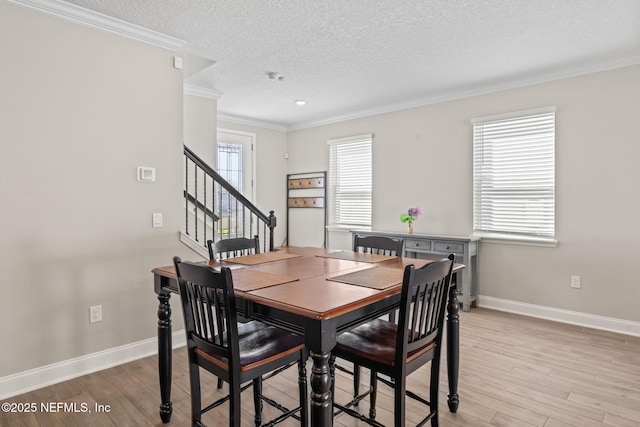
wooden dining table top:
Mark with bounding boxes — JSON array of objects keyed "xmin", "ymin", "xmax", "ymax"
[{"xmin": 153, "ymin": 246, "xmax": 464, "ymax": 321}]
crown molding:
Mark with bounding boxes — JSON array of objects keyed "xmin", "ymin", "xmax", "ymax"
[
  {"xmin": 220, "ymin": 56, "xmax": 640, "ymax": 132},
  {"xmin": 217, "ymin": 112, "xmax": 288, "ymax": 132},
  {"xmin": 184, "ymin": 84, "xmax": 223, "ymax": 100},
  {"xmin": 6, "ymin": 0, "xmax": 186, "ymax": 51},
  {"xmin": 287, "ymin": 54, "xmax": 640, "ymax": 131}
]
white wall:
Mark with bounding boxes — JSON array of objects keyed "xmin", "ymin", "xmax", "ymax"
[
  {"xmin": 184, "ymin": 94, "xmax": 217, "ymax": 165},
  {"xmin": 287, "ymin": 64, "xmax": 640, "ymax": 323},
  {"xmin": 0, "ymin": 2, "xmax": 193, "ymax": 377}
]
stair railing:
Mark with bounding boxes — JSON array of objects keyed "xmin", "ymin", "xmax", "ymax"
[{"xmin": 183, "ymin": 145, "xmax": 276, "ymax": 252}]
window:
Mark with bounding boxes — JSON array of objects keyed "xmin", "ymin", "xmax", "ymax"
[
  {"xmin": 217, "ymin": 142, "xmax": 243, "ymax": 237},
  {"xmin": 472, "ymin": 107, "xmax": 555, "ymax": 238},
  {"xmin": 328, "ymin": 134, "xmax": 372, "ymax": 227},
  {"xmin": 217, "ymin": 142, "xmax": 243, "ymax": 192}
]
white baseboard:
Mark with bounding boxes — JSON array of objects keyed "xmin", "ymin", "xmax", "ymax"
[
  {"xmin": 477, "ymin": 295, "xmax": 640, "ymax": 337},
  {"xmin": 179, "ymin": 231, "xmax": 209, "ymax": 259},
  {"xmin": 0, "ymin": 330, "xmax": 186, "ymax": 400}
]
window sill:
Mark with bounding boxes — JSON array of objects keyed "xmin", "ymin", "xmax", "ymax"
[
  {"xmin": 473, "ymin": 232, "xmax": 558, "ymax": 248},
  {"xmin": 326, "ymin": 225, "xmax": 371, "ymax": 233}
]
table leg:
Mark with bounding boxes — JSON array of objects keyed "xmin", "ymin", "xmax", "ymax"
[
  {"xmin": 309, "ymin": 351, "xmax": 333, "ymax": 427},
  {"xmin": 446, "ymin": 278, "xmax": 460, "ymax": 412},
  {"xmin": 157, "ymin": 292, "xmax": 173, "ymax": 423}
]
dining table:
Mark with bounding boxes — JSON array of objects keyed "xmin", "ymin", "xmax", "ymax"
[{"xmin": 152, "ymin": 246, "xmax": 463, "ymax": 426}]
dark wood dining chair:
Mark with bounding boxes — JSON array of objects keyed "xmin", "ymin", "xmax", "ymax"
[
  {"xmin": 206, "ymin": 235, "xmax": 265, "ymax": 388},
  {"xmin": 207, "ymin": 235, "xmax": 298, "ymax": 390},
  {"xmin": 207, "ymin": 235, "xmax": 260, "ymax": 260},
  {"xmin": 353, "ymin": 235, "xmax": 404, "ymax": 320},
  {"xmin": 353, "ymin": 234, "xmax": 404, "ymax": 256},
  {"xmin": 173, "ymin": 257, "xmax": 308, "ymax": 427},
  {"xmin": 348, "ymin": 233, "xmax": 405, "ymax": 398},
  {"xmin": 332, "ymin": 254, "xmax": 455, "ymax": 427}
]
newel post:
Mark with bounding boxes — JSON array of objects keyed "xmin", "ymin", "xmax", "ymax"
[{"xmin": 268, "ymin": 210, "xmax": 277, "ymax": 251}]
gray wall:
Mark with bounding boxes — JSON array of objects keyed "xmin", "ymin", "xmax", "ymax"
[
  {"xmin": 0, "ymin": 2, "xmax": 193, "ymax": 377},
  {"xmin": 287, "ymin": 64, "xmax": 640, "ymax": 323}
]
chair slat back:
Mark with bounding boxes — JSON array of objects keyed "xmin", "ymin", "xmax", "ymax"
[
  {"xmin": 174, "ymin": 257, "xmax": 240, "ymax": 363},
  {"xmin": 353, "ymin": 234, "xmax": 404, "ymax": 256},
  {"xmin": 397, "ymin": 255, "xmax": 454, "ymax": 358},
  {"xmin": 207, "ymin": 236, "xmax": 261, "ymax": 260}
]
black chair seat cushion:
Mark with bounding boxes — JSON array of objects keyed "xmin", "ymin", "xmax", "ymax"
[
  {"xmin": 196, "ymin": 321, "xmax": 305, "ymax": 371},
  {"xmin": 335, "ymin": 319, "xmax": 436, "ymax": 367}
]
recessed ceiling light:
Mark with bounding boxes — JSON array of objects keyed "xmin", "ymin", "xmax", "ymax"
[
  {"xmin": 294, "ymin": 100, "xmax": 306, "ymax": 106},
  {"xmin": 266, "ymin": 71, "xmax": 284, "ymax": 81}
]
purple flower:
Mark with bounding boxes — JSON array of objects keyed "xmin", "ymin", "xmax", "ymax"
[{"xmin": 400, "ymin": 206, "xmax": 422, "ymax": 222}]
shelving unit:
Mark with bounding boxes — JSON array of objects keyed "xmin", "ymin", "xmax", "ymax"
[{"xmin": 286, "ymin": 172, "xmax": 327, "ymax": 247}]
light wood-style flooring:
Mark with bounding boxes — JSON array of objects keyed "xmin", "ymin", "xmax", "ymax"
[{"xmin": 2, "ymin": 308, "xmax": 640, "ymax": 426}]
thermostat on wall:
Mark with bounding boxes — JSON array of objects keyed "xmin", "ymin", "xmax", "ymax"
[{"xmin": 137, "ymin": 166, "xmax": 156, "ymax": 182}]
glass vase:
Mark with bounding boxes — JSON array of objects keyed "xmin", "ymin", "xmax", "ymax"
[{"xmin": 408, "ymin": 221, "xmax": 413, "ymax": 234}]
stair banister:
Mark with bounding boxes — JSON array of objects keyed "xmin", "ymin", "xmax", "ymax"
[{"xmin": 183, "ymin": 145, "xmax": 276, "ymax": 252}]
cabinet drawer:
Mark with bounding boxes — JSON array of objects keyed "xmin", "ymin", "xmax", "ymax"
[
  {"xmin": 405, "ymin": 239, "xmax": 432, "ymax": 251},
  {"xmin": 434, "ymin": 241, "xmax": 464, "ymax": 253}
]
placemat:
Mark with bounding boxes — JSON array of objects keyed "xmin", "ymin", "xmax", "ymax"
[
  {"xmin": 315, "ymin": 251, "xmax": 396, "ymax": 263},
  {"xmin": 231, "ymin": 268, "xmax": 298, "ymax": 292},
  {"xmin": 224, "ymin": 252, "xmax": 302, "ymax": 265},
  {"xmin": 326, "ymin": 266, "xmax": 403, "ymax": 290}
]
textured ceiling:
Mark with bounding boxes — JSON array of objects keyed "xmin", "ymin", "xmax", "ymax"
[{"xmin": 62, "ymin": 0, "xmax": 640, "ymax": 129}]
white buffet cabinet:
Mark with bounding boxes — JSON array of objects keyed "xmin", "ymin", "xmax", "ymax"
[{"xmin": 351, "ymin": 231, "xmax": 480, "ymax": 312}]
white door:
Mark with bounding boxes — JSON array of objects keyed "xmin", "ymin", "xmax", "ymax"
[
  {"xmin": 216, "ymin": 129, "xmax": 255, "ymax": 201},
  {"xmin": 216, "ymin": 129, "xmax": 256, "ymax": 238}
]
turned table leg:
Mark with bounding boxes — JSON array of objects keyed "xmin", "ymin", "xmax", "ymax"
[
  {"xmin": 446, "ymin": 278, "xmax": 460, "ymax": 412},
  {"xmin": 157, "ymin": 292, "xmax": 173, "ymax": 423},
  {"xmin": 309, "ymin": 351, "xmax": 333, "ymax": 426}
]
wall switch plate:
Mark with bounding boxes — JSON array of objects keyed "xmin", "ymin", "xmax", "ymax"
[
  {"xmin": 570, "ymin": 275, "xmax": 581, "ymax": 289},
  {"xmin": 152, "ymin": 212, "xmax": 163, "ymax": 228},
  {"xmin": 89, "ymin": 305, "xmax": 102, "ymax": 323}
]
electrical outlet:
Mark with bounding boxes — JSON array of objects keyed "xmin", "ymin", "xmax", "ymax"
[
  {"xmin": 570, "ymin": 275, "xmax": 581, "ymax": 289},
  {"xmin": 89, "ymin": 305, "xmax": 103, "ymax": 323}
]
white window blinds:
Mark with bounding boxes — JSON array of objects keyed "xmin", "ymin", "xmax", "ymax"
[
  {"xmin": 473, "ymin": 108, "xmax": 555, "ymax": 237},
  {"xmin": 328, "ymin": 134, "xmax": 372, "ymax": 226}
]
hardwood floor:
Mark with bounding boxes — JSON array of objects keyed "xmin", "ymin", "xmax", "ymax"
[{"xmin": 2, "ymin": 308, "xmax": 640, "ymax": 426}]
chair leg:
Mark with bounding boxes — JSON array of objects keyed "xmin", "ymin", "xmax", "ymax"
[
  {"xmin": 353, "ymin": 365, "xmax": 361, "ymax": 404},
  {"xmin": 298, "ymin": 357, "xmax": 309, "ymax": 427},
  {"xmin": 393, "ymin": 375, "xmax": 406, "ymax": 427},
  {"xmin": 430, "ymin": 355, "xmax": 442, "ymax": 427},
  {"xmin": 253, "ymin": 377, "xmax": 263, "ymax": 427},
  {"xmin": 189, "ymin": 362, "xmax": 202, "ymax": 426},
  {"xmin": 369, "ymin": 371, "xmax": 378, "ymax": 420},
  {"xmin": 217, "ymin": 377, "xmax": 224, "ymax": 389},
  {"xmin": 229, "ymin": 379, "xmax": 241, "ymax": 427}
]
